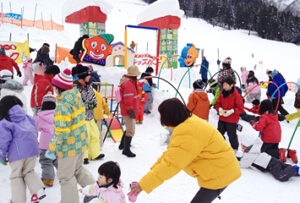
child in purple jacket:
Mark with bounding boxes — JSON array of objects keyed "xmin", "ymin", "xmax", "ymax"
[
  {"xmin": 35, "ymin": 93, "xmax": 57, "ymax": 187},
  {"xmin": 0, "ymin": 95, "xmax": 46, "ymax": 203}
]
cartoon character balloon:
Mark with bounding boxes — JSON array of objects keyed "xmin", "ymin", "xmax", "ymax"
[
  {"xmin": 81, "ymin": 34, "xmax": 114, "ymax": 66},
  {"xmin": 178, "ymin": 43, "xmax": 200, "ymax": 67}
]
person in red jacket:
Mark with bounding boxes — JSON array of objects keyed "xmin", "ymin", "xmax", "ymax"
[
  {"xmin": 250, "ymin": 99, "xmax": 282, "ymax": 159},
  {"xmin": 30, "ymin": 64, "xmax": 60, "ymax": 115},
  {"xmin": 136, "ymin": 82, "xmax": 147, "ymax": 124},
  {"xmin": 187, "ymin": 79, "xmax": 210, "ymax": 121},
  {"xmin": 0, "ymin": 47, "xmax": 22, "ymax": 77},
  {"xmin": 216, "ymin": 77, "xmax": 244, "ymax": 150},
  {"xmin": 119, "ymin": 65, "xmax": 141, "ymax": 157}
]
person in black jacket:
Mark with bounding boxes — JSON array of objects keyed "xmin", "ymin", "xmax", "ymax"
[
  {"xmin": 141, "ymin": 67, "xmax": 155, "ymax": 114},
  {"xmin": 34, "ymin": 44, "xmax": 53, "ymax": 67},
  {"xmin": 70, "ymin": 35, "xmax": 89, "ymax": 64}
]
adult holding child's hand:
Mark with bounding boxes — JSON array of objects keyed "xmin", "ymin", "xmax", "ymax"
[{"xmin": 128, "ymin": 98, "xmax": 241, "ymax": 202}]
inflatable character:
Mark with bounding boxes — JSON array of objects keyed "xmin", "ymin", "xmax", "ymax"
[
  {"xmin": 81, "ymin": 34, "xmax": 114, "ymax": 66},
  {"xmin": 178, "ymin": 43, "xmax": 200, "ymax": 67}
]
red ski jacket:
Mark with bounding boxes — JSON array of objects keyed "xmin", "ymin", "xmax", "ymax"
[
  {"xmin": 253, "ymin": 113, "xmax": 281, "ymax": 144},
  {"xmin": 216, "ymin": 88, "xmax": 244, "ymax": 123},
  {"xmin": 244, "ymin": 105, "xmax": 260, "ymax": 114},
  {"xmin": 0, "ymin": 55, "xmax": 20, "ymax": 74},
  {"xmin": 119, "ymin": 76, "xmax": 140, "ymax": 116},
  {"xmin": 30, "ymin": 74, "xmax": 54, "ymax": 108}
]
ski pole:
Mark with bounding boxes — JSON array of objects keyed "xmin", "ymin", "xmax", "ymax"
[{"xmin": 103, "ymin": 103, "xmax": 120, "ymax": 143}]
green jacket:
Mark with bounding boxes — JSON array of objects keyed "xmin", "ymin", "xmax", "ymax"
[{"xmin": 211, "ymin": 86, "xmax": 221, "ymax": 106}]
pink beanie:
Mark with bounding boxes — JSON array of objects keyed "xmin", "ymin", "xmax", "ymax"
[{"xmin": 52, "ymin": 68, "xmax": 73, "ymax": 90}]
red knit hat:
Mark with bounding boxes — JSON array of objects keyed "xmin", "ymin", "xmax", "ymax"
[{"xmin": 52, "ymin": 68, "xmax": 73, "ymax": 90}]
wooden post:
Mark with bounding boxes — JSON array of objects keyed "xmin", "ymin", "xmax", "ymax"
[
  {"xmin": 1, "ymin": 2, "xmax": 4, "ymax": 24},
  {"xmin": 33, "ymin": 3, "xmax": 37, "ymax": 26},
  {"xmin": 20, "ymin": 7, "xmax": 23, "ymax": 28},
  {"xmin": 41, "ymin": 12, "xmax": 44, "ymax": 30},
  {"xmin": 50, "ymin": 13, "xmax": 53, "ymax": 30},
  {"xmin": 9, "ymin": 1, "xmax": 12, "ymax": 24}
]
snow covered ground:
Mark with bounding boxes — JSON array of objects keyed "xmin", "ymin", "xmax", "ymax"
[{"xmin": 1, "ymin": 0, "xmax": 300, "ymax": 202}]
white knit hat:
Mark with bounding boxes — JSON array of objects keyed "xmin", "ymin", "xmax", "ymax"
[
  {"xmin": 0, "ymin": 70, "xmax": 13, "ymax": 81},
  {"xmin": 52, "ymin": 68, "xmax": 73, "ymax": 90},
  {"xmin": 223, "ymin": 57, "xmax": 232, "ymax": 65}
]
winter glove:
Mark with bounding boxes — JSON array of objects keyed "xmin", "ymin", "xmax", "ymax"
[
  {"xmin": 0, "ymin": 159, "xmax": 7, "ymax": 165},
  {"xmin": 218, "ymin": 108, "xmax": 224, "ymax": 116},
  {"xmin": 249, "ymin": 120, "xmax": 256, "ymax": 126},
  {"xmin": 88, "ymin": 103, "xmax": 96, "ymax": 110},
  {"xmin": 223, "ymin": 109, "xmax": 234, "ymax": 117},
  {"xmin": 128, "ymin": 110, "xmax": 136, "ymax": 119},
  {"xmin": 17, "ymin": 71, "xmax": 22, "ymax": 77},
  {"xmin": 45, "ymin": 149, "xmax": 56, "ymax": 160}
]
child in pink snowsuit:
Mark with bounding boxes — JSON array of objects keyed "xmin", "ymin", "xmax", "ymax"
[
  {"xmin": 23, "ymin": 57, "xmax": 34, "ymax": 85},
  {"xmin": 80, "ymin": 161, "xmax": 125, "ymax": 203}
]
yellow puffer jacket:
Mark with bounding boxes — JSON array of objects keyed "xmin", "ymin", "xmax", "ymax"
[
  {"xmin": 93, "ymin": 89, "xmax": 111, "ymax": 121},
  {"xmin": 139, "ymin": 115, "xmax": 241, "ymax": 193}
]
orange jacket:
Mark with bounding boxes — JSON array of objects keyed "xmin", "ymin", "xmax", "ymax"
[{"xmin": 187, "ymin": 90, "xmax": 210, "ymax": 120}]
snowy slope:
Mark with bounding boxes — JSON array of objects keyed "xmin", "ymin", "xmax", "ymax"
[{"xmin": 0, "ymin": 0, "xmax": 300, "ymax": 203}]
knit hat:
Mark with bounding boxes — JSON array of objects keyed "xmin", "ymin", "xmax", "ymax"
[
  {"xmin": 0, "ymin": 47, "xmax": 6, "ymax": 55},
  {"xmin": 127, "ymin": 65, "xmax": 141, "ymax": 77},
  {"xmin": 223, "ymin": 57, "xmax": 232, "ymax": 65},
  {"xmin": 271, "ymin": 69, "xmax": 278, "ymax": 76},
  {"xmin": 193, "ymin": 79, "xmax": 205, "ymax": 89},
  {"xmin": 42, "ymin": 93, "xmax": 56, "ymax": 104},
  {"xmin": 41, "ymin": 93, "xmax": 56, "ymax": 110},
  {"xmin": 0, "ymin": 70, "xmax": 13, "ymax": 81},
  {"xmin": 72, "ymin": 64, "xmax": 91, "ymax": 79},
  {"xmin": 52, "ymin": 69, "xmax": 73, "ymax": 90},
  {"xmin": 208, "ymin": 79, "xmax": 218, "ymax": 88}
]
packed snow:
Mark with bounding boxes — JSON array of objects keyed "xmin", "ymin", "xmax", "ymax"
[
  {"xmin": 136, "ymin": 0, "xmax": 184, "ymax": 25},
  {"xmin": 0, "ymin": 0, "xmax": 300, "ymax": 202}
]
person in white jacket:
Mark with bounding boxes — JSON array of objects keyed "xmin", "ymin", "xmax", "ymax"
[
  {"xmin": 0, "ymin": 70, "xmax": 27, "ymax": 112},
  {"xmin": 238, "ymin": 138, "xmax": 299, "ymax": 182}
]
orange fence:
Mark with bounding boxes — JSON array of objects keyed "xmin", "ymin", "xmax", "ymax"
[
  {"xmin": 55, "ymin": 45, "xmax": 77, "ymax": 64},
  {"xmin": 0, "ymin": 17, "xmax": 64, "ymax": 31}
]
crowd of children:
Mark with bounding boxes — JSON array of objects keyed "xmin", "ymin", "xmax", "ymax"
[{"xmin": 0, "ymin": 49, "xmax": 300, "ymax": 203}]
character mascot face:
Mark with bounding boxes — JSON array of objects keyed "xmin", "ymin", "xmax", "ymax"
[
  {"xmin": 81, "ymin": 34, "xmax": 114, "ymax": 65},
  {"xmin": 178, "ymin": 43, "xmax": 200, "ymax": 67}
]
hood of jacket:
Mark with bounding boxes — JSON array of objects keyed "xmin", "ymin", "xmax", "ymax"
[
  {"xmin": 0, "ymin": 79, "xmax": 23, "ymax": 91},
  {"xmin": 119, "ymin": 75, "xmax": 130, "ymax": 86},
  {"xmin": 56, "ymin": 87, "xmax": 82, "ymax": 107},
  {"xmin": 8, "ymin": 105, "xmax": 26, "ymax": 122},
  {"xmin": 262, "ymin": 113, "xmax": 278, "ymax": 122},
  {"xmin": 194, "ymin": 89, "xmax": 209, "ymax": 101},
  {"xmin": 34, "ymin": 73, "xmax": 53, "ymax": 83},
  {"xmin": 37, "ymin": 109, "xmax": 55, "ymax": 123}
]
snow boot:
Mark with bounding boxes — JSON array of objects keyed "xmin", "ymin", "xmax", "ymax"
[
  {"xmin": 288, "ymin": 149, "xmax": 298, "ymax": 164},
  {"xmin": 118, "ymin": 131, "xmax": 126, "ymax": 150},
  {"xmin": 279, "ymin": 148, "xmax": 287, "ymax": 163},
  {"xmin": 93, "ymin": 154, "xmax": 105, "ymax": 160},
  {"xmin": 84, "ymin": 158, "xmax": 89, "ymax": 165},
  {"xmin": 31, "ymin": 188, "xmax": 46, "ymax": 203},
  {"xmin": 42, "ymin": 179, "xmax": 54, "ymax": 187},
  {"xmin": 292, "ymin": 165, "xmax": 300, "ymax": 176},
  {"xmin": 123, "ymin": 136, "xmax": 136, "ymax": 158}
]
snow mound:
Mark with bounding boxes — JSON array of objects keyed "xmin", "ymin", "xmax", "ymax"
[
  {"xmin": 137, "ymin": 0, "xmax": 184, "ymax": 25},
  {"xmin": 62, "ymin": 0, "xmax": 113, "ymax": 20}
]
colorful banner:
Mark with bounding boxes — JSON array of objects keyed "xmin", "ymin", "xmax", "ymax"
[
  {"xmin": 55, "ymin": 46, "xmax": 77, "ymax": 64},
  {"xmin": 0, "ymin": 12, "xmax": 22, "ymax": 21},
  {"xmin": 134, "ymin": 54, "xmax": 169, "ymax": 68},
  {"xmin": 0, "ymin": 41, "xmax": 30, "ymax": 63},
  {"xmin": 0, "ymin": 13, "xmax": 63, "ymax": 31}
]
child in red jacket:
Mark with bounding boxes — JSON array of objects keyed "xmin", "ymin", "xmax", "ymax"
[
  {"xmin": 250, "ymin": 99, "xmax": 281, "ymax": 159},
  {"xmin": 136, "ymin": 82, "xmax": 147, "ymax": 124},
  {"xmin": 216, "ymin": 77, "xmax": 244, "ymax": 150}
]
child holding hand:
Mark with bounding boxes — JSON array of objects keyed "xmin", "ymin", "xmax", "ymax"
[{"xmin": 79, "ymin": 161, "xmax": 125, "ymax": 203}]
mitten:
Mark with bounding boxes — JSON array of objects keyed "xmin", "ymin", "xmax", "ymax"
[
  {"xmin": 224, "ymin": 109, "xmax": 234, "ymax": 117},
  {"xmin": 17, "ymin": 71, "xmax": 22, "ymax": 77},
  {"xmin": 218, "ymin": 107, "xmax": 223, "ymax": 116},
  {"xmin": 45, "ymin": 149, "xmax": 56, "ymax": 160},
  {"xmin": 249, "ymin": 120, "xmax": 256, "ymax": 126},
  {"xmin": 128, "ymin": 110, "xmax": 136, "ymax": 119}
]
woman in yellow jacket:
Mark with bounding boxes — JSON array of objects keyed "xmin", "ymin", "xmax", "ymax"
[{"xmin": 129, "ymin": 98, "xmax": 241, "ymax": 203}]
